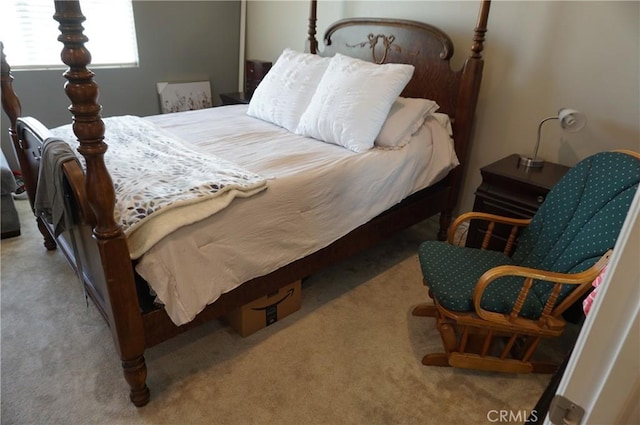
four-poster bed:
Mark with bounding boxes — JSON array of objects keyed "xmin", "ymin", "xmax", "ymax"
[{"xmin": 1, "ymin": 0, "xmax": 491, "ymax": 406}]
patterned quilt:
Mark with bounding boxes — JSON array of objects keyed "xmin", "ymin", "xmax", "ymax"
[{"xmin": 50, "ymin": 115, "xmax": 268, "ymax": 257}]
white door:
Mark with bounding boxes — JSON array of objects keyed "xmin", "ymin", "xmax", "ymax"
[{"xmin": 545, "ymin": 186, "xmax": 640, "ymax": 424}]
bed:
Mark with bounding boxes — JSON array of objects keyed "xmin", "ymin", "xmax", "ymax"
[{"xmin": 0, "ymin": 0, "xmax": 491, "ymax": 407}]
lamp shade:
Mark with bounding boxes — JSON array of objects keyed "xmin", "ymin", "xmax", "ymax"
[
  {"xmin": 519, "ymin": 107, "xmax": 587, "ymax": 168},
  {"xmin": 558, "ymin": 108, "xmax": 587, "ymax": 132}
]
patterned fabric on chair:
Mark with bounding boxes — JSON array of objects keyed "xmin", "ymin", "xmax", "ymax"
[{"xmin": 414, "ymin": 151, "xmax": 640, "ymax": 374}]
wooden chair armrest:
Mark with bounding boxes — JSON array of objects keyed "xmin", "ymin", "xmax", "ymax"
[
  {"xmin": 448, "ymin": 211, "xmax": 531, "ymax": 253},
  {"xmin": 472, "ymin": 250, "xmax": 612, "ymax": 330}
]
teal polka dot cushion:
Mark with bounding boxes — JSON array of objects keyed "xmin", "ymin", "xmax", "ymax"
[
  {"xmin": 419, "ymin": 151, "xmax": 639, "ymax": 319},
  {"xmin": 513, "ymin": 151, "xmax": 639, "ymax": 306},
  {"xmin": 418, "ymin": 242, "xmax": 545, "ymax": 318}
]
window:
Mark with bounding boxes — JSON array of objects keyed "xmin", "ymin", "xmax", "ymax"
[{"xmin": 1, "ymin": 0, "xmax": 139, "ymax": 70}]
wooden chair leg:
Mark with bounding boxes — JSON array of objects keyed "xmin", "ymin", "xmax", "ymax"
[
  {"xmin": 412, "ymin": 303, "xmax": 437, "ymax": 317},
  {"xmin": 438, "ymin": 323, "xmax": 459, "ymax": 354},
  {"xmin": 414, "ymin": 305, "xmax": 563, "ymax": 374},
  {"xmin": 420, "ymin": 324, "xmax": 466, "ymax": 368},
  {"xmin": 422, "ymin": 353, "xmax": 451, "ymax": 367},
  {"xmin": 413, "ymin": 303, "xmax": 458, "ymax": 367}
]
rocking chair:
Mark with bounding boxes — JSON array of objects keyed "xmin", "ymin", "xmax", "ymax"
[{"xmin": 414, "ymin": 150, "xmax": 640, "ymax": 373}]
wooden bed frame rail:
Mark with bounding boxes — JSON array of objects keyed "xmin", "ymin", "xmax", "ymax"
[{"xmin": 1, "ymin": 0, "xmax": 490, "ymax": 407}]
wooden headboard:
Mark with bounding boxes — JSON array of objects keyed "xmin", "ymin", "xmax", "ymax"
[
  {"xmin": 318, "ymin": 19, "xmax": 459, "ymax": 113},
  {"xmin": 306, "ymin": 1, "xmax": 490, "ymax": 182}
]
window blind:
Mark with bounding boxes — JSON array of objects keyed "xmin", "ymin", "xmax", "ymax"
[{"xmin": 1, "ymin": 0, "xmax": 139, "ymax": 70}]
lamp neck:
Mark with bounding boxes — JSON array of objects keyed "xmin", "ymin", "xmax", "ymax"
[{"xmin": 533, "ymin": 116, "xmax": 559, "ymax": 160}]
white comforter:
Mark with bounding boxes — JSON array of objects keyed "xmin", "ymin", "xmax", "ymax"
[
  {"xmin": 137, "ymin": 105, "xmax": 458, "ymax": 325},
  {"xmin": 50, "ymin": 115, "xmax": 268, "ymax": 258}
]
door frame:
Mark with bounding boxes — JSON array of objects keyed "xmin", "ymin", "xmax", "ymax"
[{"xmin": 545, "ymin": 186, "xmax": 640, "ymax": 424}]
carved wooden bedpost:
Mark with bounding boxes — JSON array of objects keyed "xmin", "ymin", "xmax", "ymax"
[
  {"xmin": 307, "ymin": 0, "xmax": 318, "ymax": 54},
  {"xmin": 1, "ymin": 43, "xmax": 57, "ymax": 250},
  {"xmin": 52, "ymin": 0, "xmax": 149, "ymax": 407},
  {"xmin": 439, "ymin": 0, "xmax": 491, "ymax": 240}
]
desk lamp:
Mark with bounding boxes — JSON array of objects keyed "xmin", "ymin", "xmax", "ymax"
[{"xmin": 520, "ymin": 108, "xmax": 587, "ymax": 168}]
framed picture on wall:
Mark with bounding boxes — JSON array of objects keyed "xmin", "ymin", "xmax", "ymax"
[{"xmin": 157, "ymin": 80, "xmax": 212, "ymax": 113}]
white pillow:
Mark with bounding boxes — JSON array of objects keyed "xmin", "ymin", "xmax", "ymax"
[
  {"xmin": 295, "ymin": 53, "xmax": 414, "ymax": 153},
  {"xmin": 375, "ymin": 97, "xmax": 439, "ymax": 149},
  {"xmin": 246, "ymin": 48, "xmax": 330, "ymax": 133}
]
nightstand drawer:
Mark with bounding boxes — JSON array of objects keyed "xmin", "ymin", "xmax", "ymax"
[
  {"xmin": 466, "ymin": 154, "xmax": 570, "ymax": 249},
  {"xmin": 479, "ymin": 183, "xmax": 545, "ymax": 214}
]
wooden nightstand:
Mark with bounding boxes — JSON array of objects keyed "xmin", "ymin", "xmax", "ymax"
[
  {"xmin": 219, "ymin": 92, "xmax": 252, "ymax": 105},
  {"xmin": 466, "ymin": 154, "xmax": 570, "ymax": 249}
]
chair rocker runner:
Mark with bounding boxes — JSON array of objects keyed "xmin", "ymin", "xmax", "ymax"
[{"xmin": 414, "ymin": 150, "xmax": 640, "ymax": 374}]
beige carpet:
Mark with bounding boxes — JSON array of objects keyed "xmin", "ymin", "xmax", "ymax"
[{"xmin": 1, "ymin": 199, "xmax": 572, "ymax": 424}]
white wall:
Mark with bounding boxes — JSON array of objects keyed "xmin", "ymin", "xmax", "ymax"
[{"xmin": 245, "ymin": 0, "xmax": 640, "ymax": 213}]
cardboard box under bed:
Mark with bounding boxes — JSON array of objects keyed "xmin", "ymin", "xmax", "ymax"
[{"xmin": 225, "ymin": 280, "xmax": 302, "ymax": 337}]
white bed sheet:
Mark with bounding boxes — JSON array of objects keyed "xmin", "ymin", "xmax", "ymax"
[{"xmin": 138, "ymin": 105, "xmax": 458, "ymax": 325}]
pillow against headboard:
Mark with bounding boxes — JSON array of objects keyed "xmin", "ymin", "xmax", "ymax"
[
  {"xmin": 246, "ymin": 48, "xmax": 330, "ymax": 133},
  {"xmin": 296, "ymin": 53, "xmax": 414, "ymax": 153},
  {"xmin": 375, "ymin": 97, "xmax": 439, "ymax": 149}
]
